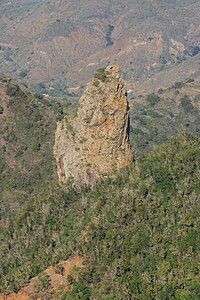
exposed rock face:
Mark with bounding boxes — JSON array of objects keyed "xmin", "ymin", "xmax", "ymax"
[
  {"xmin": 0, "ymin": 256, "xmax": 83, "ymax": 300},
  {"xmin": 54, "ymin": 65, "xmax": 132, "ymax": 186}
]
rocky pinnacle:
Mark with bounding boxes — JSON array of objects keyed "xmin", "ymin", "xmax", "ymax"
[{"xmin": 54, "ymin": 65, "xmax": 132, "ymax": 186}]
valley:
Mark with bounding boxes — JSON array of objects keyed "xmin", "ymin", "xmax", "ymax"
[
  {"xmin": 1, "ymin": 0, "xmax": 200, "ymax": 96},
  {"xmin": 0, "ymin": 1, "xmax": 200, "ymax": 299}
]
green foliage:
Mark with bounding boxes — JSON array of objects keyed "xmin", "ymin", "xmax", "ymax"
[
  {"xmin": 0, "ymin": 134, "xmax": 199, "ymax": 299},
  {"xmin": 6, "ymin": 84, "xmax": 20, "ymax": 97},
  {"xmin": 33, "ymin": 272, "xmax": 51, "ymax": 298},
  {"xmin": 65, "ymin": 279, "xmax": 91, "ymax": 300},
  {"xmin": 172, "ymin": 82, "xmax": 184, "ymax": 89},
  {"xmin": 194, "ymin": 94, "xmax": 200, "ymax": 102},
  {"xmin": 93, "ymin": 79, "xmax": 100, "ymax": 87},
  {"xmin": 94, "ymin": 68, "xmax": 109, "ymax": 82},
  {"xmin": 146, "ymin": 93, "xmax": 161, "ymax": 107},
  {"xmin": 105, "ymin": 24, "xmax": 114, "ymax": 47},
  {"xmin": 66, "ymin": 121, "xmax": 75, "ymax": 136},
  {"xmin": 1, "ymin": 76, "xmax": 200, "ymax": 299},
  {"xmin": 180, "ymin": 96, "xmax": 195, "ymax": 113},
  {"xmin": 158, "ymin": 88, "xmax": 165, "ymax": 94},
  {"xmin": 0, "ymin": 79, "xmax": 61, "ymax": 223},
  {"xmin": 0, "ymin": 105, "xmax": 3, "ymax": 114},
  {"xmin": 32, "ymin": 82, "xmax": 46, "ymax": 94},
  {"xmin": 131, "ymin": 83, "xmax": 200, "ymax": 157},
  {"xmin": 32, "ymin": 141, "xmax": 41, "ymax": 152},
  {"xmin": 19, "ymin": 70, "xmax": 28, "ymax": 78}
]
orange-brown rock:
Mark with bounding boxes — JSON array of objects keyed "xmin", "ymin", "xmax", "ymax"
[
  {"xmin": 0, "ymin": 256, "xmax": 83, "ymax": 300},
  {"xmin": 54, "ymin": 65, "xmax": 132, "ymax": 186}
]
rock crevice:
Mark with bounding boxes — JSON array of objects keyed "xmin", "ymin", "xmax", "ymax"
[{"xmin": 54, "ymin": 65, "xmax": 132, "ymax": 186}]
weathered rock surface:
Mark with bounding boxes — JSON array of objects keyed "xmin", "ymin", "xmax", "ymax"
[{"xmin": 54, "ymin": 65, "xmax": 132, "ymax": 186}]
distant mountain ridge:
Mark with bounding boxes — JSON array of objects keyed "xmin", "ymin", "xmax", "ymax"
[{"xmin": 1, "ymin": 0, "xmax": 200, "ymax": 95}]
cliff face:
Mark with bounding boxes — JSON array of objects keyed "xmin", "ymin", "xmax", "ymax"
[{"xmin": 54, "ymin": 65, "xmax": 132, "ymax": 186}]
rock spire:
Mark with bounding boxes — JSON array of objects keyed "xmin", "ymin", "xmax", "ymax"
[{"xmin": 54, "ymin": 65, "xmax": 132, "ymax": 186}]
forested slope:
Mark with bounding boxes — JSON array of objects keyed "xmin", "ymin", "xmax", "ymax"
[
  {"xmin": 0, "ymin": 133, "xmax": 199, "ymax": 299},
  {"xmin": 131, "ymin": 80, "xmax": 200, "ymax": 157},
  {"xmin": 0, "ymin": 77, "xmax": 61, "ymax": 224}
]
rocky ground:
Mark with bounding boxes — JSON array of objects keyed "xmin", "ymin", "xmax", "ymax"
[{"xmin": 0, "ymin": 256, "xmax": 83, "ymax": 300}]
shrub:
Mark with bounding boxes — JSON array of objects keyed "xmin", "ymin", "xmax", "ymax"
[
  {"xmin": 33, "ymin": 273, "xmax": 51, "ymax": 297},
  {"xmin": 194, "ymin": 94, "xmax": 200, "ymax": 102},
  {"xmin": 93, "ymin": 79, "xmax": 100, "ymax": 87},
  {"xmin": 180, "ymin": 96, "xmax": 194, "ymax": 113},
  {"xmin": 146, "ymin": 93, "xmax": 160, "ymax": 107},
  {"xmin": 172, "ymin": 82, "xmax": 183, "ymax": 89},
  {"xmin": 32, "ymin": 142, "xmax": 41, "ymax": 152},
  {"xmin": 65, "ymin": 280, "xmax": 91, "ymax": 300},
  {"xmin": 19, "ymin": 70, "xmax": 28, "ymax": 78},
  {"xmin": 6, "ymin": 84, "xmax": 20, "ymax": 97},
  {"xmin": 158, "ymin": 88, "xmax": 164, "ymax": 94},
  {"xmin": 94, "ymin": 68, "xmax": 108, "ymax": 82}
]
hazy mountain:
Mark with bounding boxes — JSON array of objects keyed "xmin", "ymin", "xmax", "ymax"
[{"xmin": 1, "ymin": 0, "xmax": 200, "ymax": 95}]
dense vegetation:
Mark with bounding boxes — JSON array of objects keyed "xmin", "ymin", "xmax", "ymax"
[
  {"xmin": 130, "ymin": 82, "xmax": 200, "ymax": 157},
  {"xmin": 0, "ymin": 77, "xmax": 68, "ymax": 223},
  {"xmin": 0, "ymin": 133, "xmax": 199, "ymax": 299},
  {"xmin": 0, "ymin": 77, "xmax": 200, "ymax": 299}
]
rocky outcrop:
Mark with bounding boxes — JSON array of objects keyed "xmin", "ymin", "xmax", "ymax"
[
  {"xmin": 54, "ymin": 65, "xmax": 132, "ymax": 186},
  {"xmin": 0, "ymin": 256, "xmax": 83, "ymax": 300}
]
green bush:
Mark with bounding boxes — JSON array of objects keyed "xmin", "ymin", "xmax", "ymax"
[
  {"xmin": 180, "ymin": 96, "xmax": 194, "ymax": 113},
  {"xmin": 6, "ymin": 84, "xmax": 20, "ymax": 97},
  {"xmin": 19, "ymin": 70, "xmax": 28, "ymax": 78},
  {"xmin": 194, "ymin": 94, "xmax": 200, "ymax": 102},
  {"xmin": 172, "ymin": 82, "xmax": 184, "ymax": 89},
  {"xmin": 94, "ymin": 68, "xmax": 108, "ymax": 82},
  {"xmin": 32, "ymin": 142, "xmax": 41, "ymax": 152},
  {"xmin": 146, "ymin": 93, "xmax": 160, "ymax": 107},
  {"xmin": 65, "ymin": 280, "xmax": 91, "ymax": 300}
]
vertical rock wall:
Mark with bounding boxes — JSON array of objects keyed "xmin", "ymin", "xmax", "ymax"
[{"xmin": 54, "ymin": 65, "xmax": 132, "ymax": 186}]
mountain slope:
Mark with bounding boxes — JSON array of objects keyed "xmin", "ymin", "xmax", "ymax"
[
  {"xmin": 0, "ymin": 76, "xmax": 66, "ymax": 224},
  {"xmin": 130, "ymin": 80, "xmax": 200, "ymax": 157},
  {"xmin": 0, "ymin": 133, "xmax": 199, "ymax": 299},
  {"xmin": 1, "ymin": 0, "xmax": 200, "ymax": 94}
]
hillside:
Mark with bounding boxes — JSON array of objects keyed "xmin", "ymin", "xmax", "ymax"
[
  {"xmin": 0, "ymin": 133, "xmax": 199, "ymax": 299},
  {"xmin": 0, "ymin": 76, "xmax": 70, "ymax": 224},
  {"xmin": 130, "ymin": 80, "xmax": 200, "ymax": 157},
  {"xmin": 1, "ymin": 0, "xmax": 200, "ymax": 95},
  {"xmin": 0, "ymin": 69, "xmax": 200, "ymax": 299},
  {"xmin": 1, "ymin": 1, "xmax": 200, "ymax": 298},
  {"xmin": 0, "ymin": 73, "xmax": 200, "ymax": 219}
]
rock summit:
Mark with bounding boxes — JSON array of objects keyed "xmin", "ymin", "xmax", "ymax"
[{"xmin": 54, "ymin": 65, "xmax": 132, "ymax": 186}]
